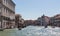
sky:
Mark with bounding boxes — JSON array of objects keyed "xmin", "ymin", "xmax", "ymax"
[{"xmin": 13, "ymin": 0, "xmax": 60, "ymax": 20}]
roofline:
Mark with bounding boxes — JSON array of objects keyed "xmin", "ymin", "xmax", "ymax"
[{"xmin": 10, "ymin": 0, "xmax": 16, "ymax": 6}]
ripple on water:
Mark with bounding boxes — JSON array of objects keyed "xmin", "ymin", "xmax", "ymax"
[
  {"xmin": 0, "ymin": 26, "xmax": 60, "ymax": 36},
  {"xmin": 20, "ymin": 26, "xmax": 60, "ymax": 36}
]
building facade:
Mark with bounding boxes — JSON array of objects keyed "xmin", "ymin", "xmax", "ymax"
[
  {"xmin": 15, "ymin": 14, "xmax": 24, "ymax": 28},
  {"xmin": 24, "ymin": 20, "xmax": 35, "ymax": 26},
  {"xmin": 0, "ymin": 0, "xmax": 15, "ymax": 29},
  {"xmin": 37, "ymin": 15, "xmax": 50, "ymax": 26},
  {"xmin": 50, "ymin": 14, "xmax": 60, "ymax": 27}
]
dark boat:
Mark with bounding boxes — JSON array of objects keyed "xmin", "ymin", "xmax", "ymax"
[
  {"xmin": 18, "ymin": 26, "xmax": 21, "ymax": 30},
  {"xmin": 45, "ymin": 25, "xmax": 48, "ymax": 28},
  {"xmin": 18, "ymin": 27, "xmax": 21, "ymax": 30},
  {"xmin": 0, "ymin": 28, "xmax": 4, "ymax": 31}
]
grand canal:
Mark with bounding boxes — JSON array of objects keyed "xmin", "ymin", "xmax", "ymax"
[{"xmin": 0, "ymin": 26, "xmax": 60, "ymax": 36}]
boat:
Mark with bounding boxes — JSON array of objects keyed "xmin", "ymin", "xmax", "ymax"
[
  {"xmin": 18, "ymin": 27, "xmax": 22, "ymax": 30},
  {"xmin": 0, "ymin": 28, "xmax": 4, "ymax": 31},
  {"xmin": 18, "ymin": 28, "xmax": 21, "ymax": 30},
  {"xmin": 45, "ymin": 25, "xmax": 48, "ymax": 28}
]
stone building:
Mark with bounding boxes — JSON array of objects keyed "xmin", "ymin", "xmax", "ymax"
[
  {"xmin": 37, "ymin": 17, "xmax": 41, "ymax": 25},
  {"xmin": 49, "ymin": 17, "xmax": 54, "ymax": 26},
  {"xmin": 24, "ymin": 20, "xmax": 35, "ymax": 26},
  {"xmin": 37, "ymin": 15, "xmax": 50, "ymax": 26},
  {"xmin": 0, "ymin": 0, "xmax": 15, "ymax": 29},
  {"xmin": 15, "ymin": 14, "xmax": 24, "ymax": 28},
  {"xmin": 50, "ymin": 14, "xmax": 60, "ymax": 27}
]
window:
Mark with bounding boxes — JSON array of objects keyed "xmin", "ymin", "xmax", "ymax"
[
  {"xmin": 5, "ymin": 0, "xmax": 7, "ymax": 5},
  {"xmin": 0, "ymin": 4, "xmax": 2, "ymax": 13},
  {"xmin": 3, "ymin": 0, "xmax": 7, "ymax": 5},
  {"xmin": 0, "ymin": 8, "xmax": 2, "ymax": 12},
  {"xmin": 3, "ymin": 0, "xmax": 5, "ymax": 3}
]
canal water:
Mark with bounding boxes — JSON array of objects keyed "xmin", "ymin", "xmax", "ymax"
[{"xmin": 0, "ymin": 26, "xmax": 60, "ymax": 36}]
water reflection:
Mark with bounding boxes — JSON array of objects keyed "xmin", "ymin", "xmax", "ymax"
[{"xmin": 0, "ymin": 29, "xmax": 18, "ymax": 36}]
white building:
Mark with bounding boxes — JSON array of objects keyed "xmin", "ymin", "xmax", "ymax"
[
  {"xmin": 37, "ymin": 15, "xmax": 50, "ymax": 26},
  {"xmin": 0, "ymin": 0, "xmax": 15, "ymax": 29}
]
